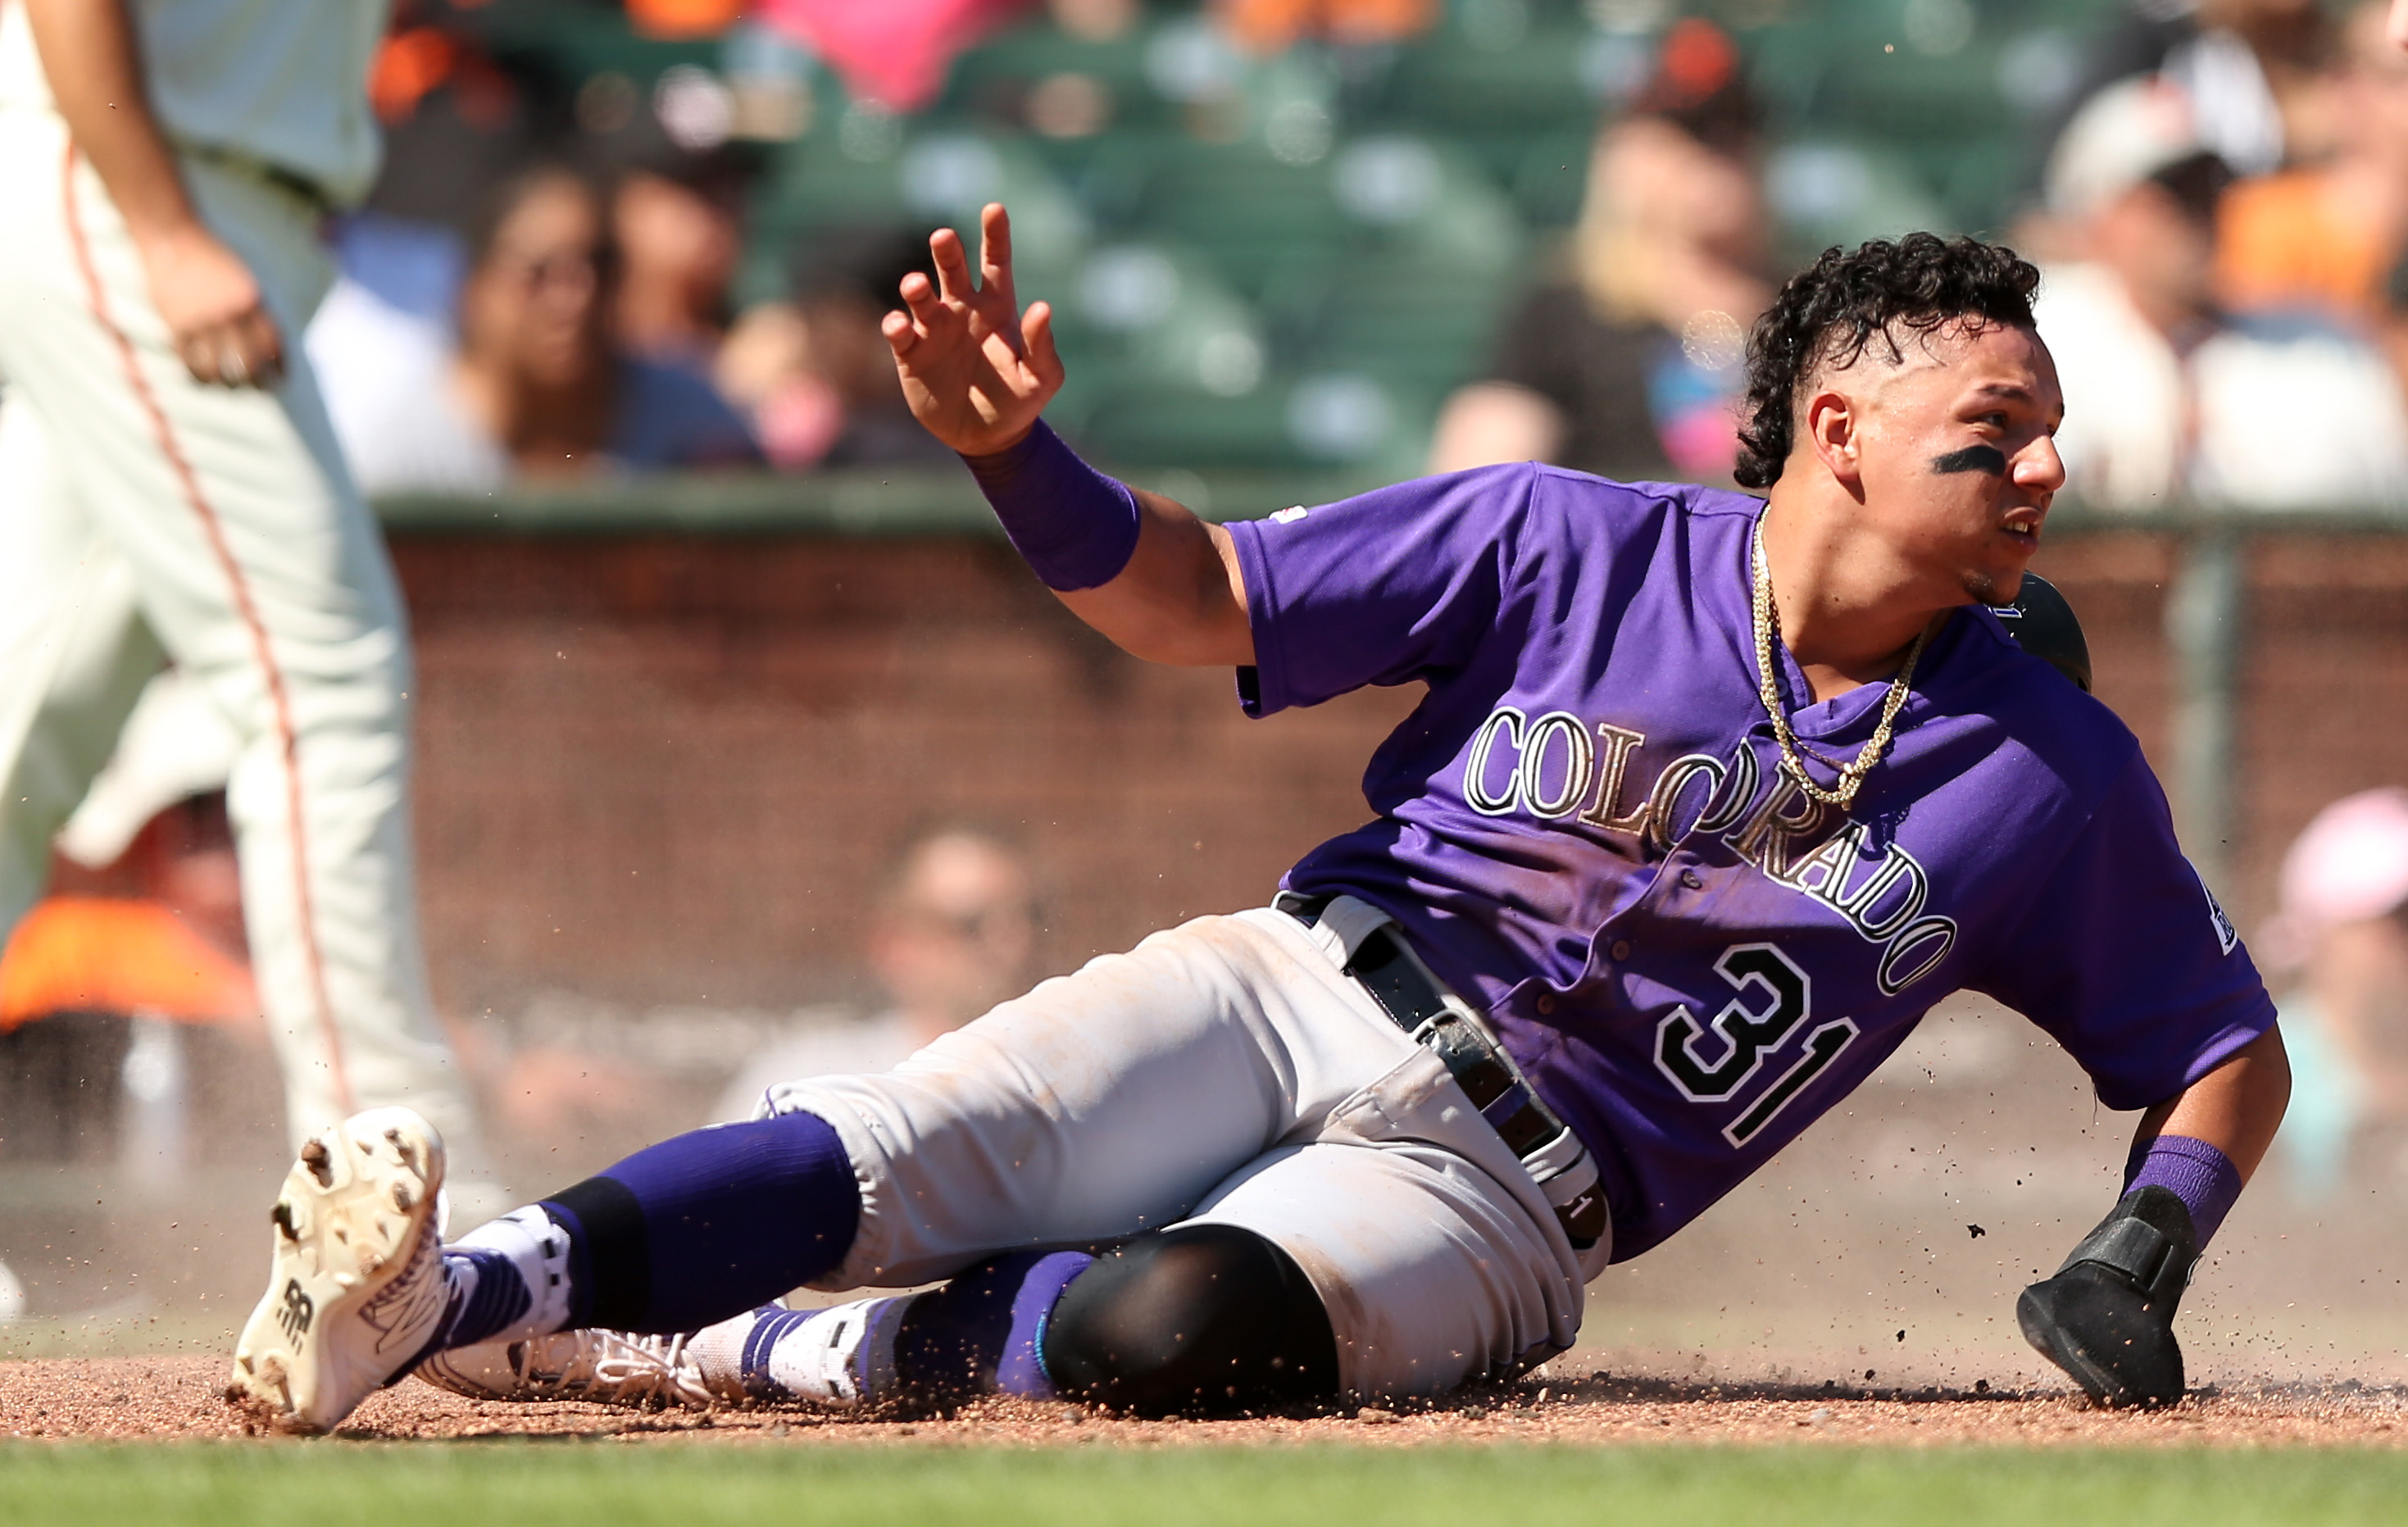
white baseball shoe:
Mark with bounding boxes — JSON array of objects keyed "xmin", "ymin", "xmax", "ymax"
[
  {"xmin": 227, "ymin": 1107, "xmax": 448, "ymax": 1434},
  {"xmin": 416, "ymin": 1299, "xmax": 908, "ymax": 1411},
  {"xmin": 743, "ymin": 1297, "xmax": 907, "ymax": 1407},
  {"xmin": 416, "ymin": 1329, "xmax": 727, "ymax": 1411}
]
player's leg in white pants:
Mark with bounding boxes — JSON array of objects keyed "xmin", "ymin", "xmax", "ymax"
[
  {"xmin": 771, "ymin": 908, "xmax": 1592, "ymax": 1398},
  {"xmin": 0, "ymin": 108, "xmax": 486, "ymax": 1170},
  {"xmin": 0, "ymin": 402, "xmax": 164, "ymax": 931}
]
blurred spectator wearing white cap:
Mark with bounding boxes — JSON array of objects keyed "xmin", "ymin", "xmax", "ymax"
[
  {"xmin": 2038, "ymin": 0, "xmax": 2330, "ymax": 192},
  {"xmin": 2033, "ymin": 75, "xmax": 2408, "ymax": 511},
  {"xmin": 2261, "ymin": 789, "xmax": 2408, "ymax": 1196}
]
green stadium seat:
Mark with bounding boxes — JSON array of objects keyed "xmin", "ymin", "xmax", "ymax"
[
  {"xmin": 1277, "ymin": 252, "xmax": 1516, "ymax": 400},
  {"xmin": 1090, "ymin": 134, "xmax": 1352, "ymax": 301},
  {"xmin": 1044, "ymin": 242, "xmax": 1268, "ymax": 408},
  {"xmin": 935, "ymin": 14, "xmax": 1174, "ymax": 138},
  {"xmin": 1078, "ymin": 370, "xmax": 1431, "ymax": 476},
  {"xmin": 1762, "ymin": 136, "xmax": 1955, "ymax": 264},
  {"xmin": 741, "ymin": 119, "xmax": 1092, "ymax": 306},
  {"xmin": 1370, "ymin": 7, "xmax": 1602, "ymax": 139}
]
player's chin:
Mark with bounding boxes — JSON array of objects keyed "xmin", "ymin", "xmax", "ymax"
[{"xmin": 1958, "ymin": 549, "xmax": 2033, "ymax": 606}]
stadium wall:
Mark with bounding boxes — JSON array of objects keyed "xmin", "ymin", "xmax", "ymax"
[{"xmin": 389, "ymin": 528, "xmax": 2408, "ymax": 1016}]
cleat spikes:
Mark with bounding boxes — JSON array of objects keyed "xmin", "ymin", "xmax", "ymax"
[{"xmin": 229, "ymin": 1108, "xmax": 448, "ymax": 1434}]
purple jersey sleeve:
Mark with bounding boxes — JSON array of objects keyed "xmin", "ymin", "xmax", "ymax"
[
  {"xmin": 1970, "ymin": 749, "xmax": 2275, "ymax": 1109},
  {"xmin": 1223, "ymin": 464, "xmax": 1542, "ymax": 717}
]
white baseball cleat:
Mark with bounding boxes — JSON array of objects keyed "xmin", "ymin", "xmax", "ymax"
[
  {"xmin": 227, "ymin": 1107, "xmax": 448, "ymax": 1434},
  {"xmin": 415, "ymin": 1299, "xmax": 908, "ymax": 1412},
  {"xmin": 747, "ymin": 1297, "xmax": 906, "ymax": 1407},
  {"xmin": 416, "ymin": 1329, "xmax": 726, "ymax": 1411}
]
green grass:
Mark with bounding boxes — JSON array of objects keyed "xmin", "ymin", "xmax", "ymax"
[{"xmin": 2, "ymin": 1443, "xmax": 2405, "ymax": 1526}]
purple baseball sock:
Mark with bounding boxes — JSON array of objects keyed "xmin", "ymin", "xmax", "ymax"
[
  {"xmin": 960, "ymin": 421, "xmax": 1142, "ymax": 592},
  {"xmin": 538, "ymin": 1109, "xmax": 861, "ymax": 1334},
  {"xmin": 2123, "ymin": 1134, "xmax": 2244, "ymax": 1246},
  {"xmin": 894, "ymin": 1249, "xmax": 1097, "ymax": 1399}
]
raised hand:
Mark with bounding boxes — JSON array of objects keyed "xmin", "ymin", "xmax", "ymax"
[{"xmin": 882, "ymin": 203, "xmax": 1064, "ymax": 456}]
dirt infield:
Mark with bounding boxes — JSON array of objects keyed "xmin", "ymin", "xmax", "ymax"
[{"xmin": 5, "ymin": 1356, "xmax": 2405, "ymax": 1447}]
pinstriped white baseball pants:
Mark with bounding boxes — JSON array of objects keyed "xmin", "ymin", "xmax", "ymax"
[{"xmin": 0, "ymin": 103, "xmax": 483, "ymax": 1164}]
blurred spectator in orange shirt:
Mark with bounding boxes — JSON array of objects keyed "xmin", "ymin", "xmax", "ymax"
[
  {"xmin": 625, "ymin": 0, "xmax": 744, "ymax": 41},
  {"xmin": 0, "ymin": 669, "xmax": 269, "ymax": 1175},
  {"xmin": 2219, "ymin": 0, "xmax": 2408, "ymax": 330},
  {"xmin": 2034, "ymin": 75, "xmax": 2408, "ymax": 508},
  {"xmin": 1215, "ymin": 0, "xmax": 1435, "ymax": 53}
]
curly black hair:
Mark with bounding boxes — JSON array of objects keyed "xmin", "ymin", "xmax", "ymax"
[{"xmin": 1732, "ymin": 234, "xmax": 2041, "ymax": 490}]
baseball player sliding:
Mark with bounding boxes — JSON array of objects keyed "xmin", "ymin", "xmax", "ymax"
[
  {"xmin": 229, "ymin": 209, "xmax": 2288, "ymax": 1433},
  {"xmin": 0, "ymin": 1, "xmax": 492, "ymax": 1179}
]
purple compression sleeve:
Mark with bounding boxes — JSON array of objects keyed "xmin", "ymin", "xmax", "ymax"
[
  {"xmin": 961, "ymin": 421, "xmax": 1142, "ymax": 591},
  {"xmin": 2123, "ymin": 1134, "xmax": 2245, "ymax": 1246}
]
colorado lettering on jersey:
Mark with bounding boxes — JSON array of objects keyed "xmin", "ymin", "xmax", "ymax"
[{"xmin": 1463, "ymin": 707, "xmax": 1958, "ymax": 995}]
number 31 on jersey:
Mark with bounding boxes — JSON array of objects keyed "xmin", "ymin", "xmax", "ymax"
[{"xmin": 1653, "ymin": 943, "xmax": 1859, "ymax": 1148}]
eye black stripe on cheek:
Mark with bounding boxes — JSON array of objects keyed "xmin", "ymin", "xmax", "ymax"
[{"xmin": 1929, "ymin": 444, "xmax": 2008, "ymax": 476}]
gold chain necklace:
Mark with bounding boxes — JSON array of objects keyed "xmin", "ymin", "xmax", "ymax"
[{"xmin": 1750, "ymin": 516, "xmax": 1929, "ymax": 812}]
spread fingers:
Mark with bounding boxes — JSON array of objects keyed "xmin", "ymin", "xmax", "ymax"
[
  {"xmin": 928, "ymin": 226, "xmax": 976, "ymax": 306},
  {"xmin": 978, "ymin": 203, "xmax": 1015, "ymax": 301}
]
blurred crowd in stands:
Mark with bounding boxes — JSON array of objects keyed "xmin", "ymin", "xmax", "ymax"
[{"xmin": 290, "ymin": 0, "xmax": 2408, "ymax": 507}]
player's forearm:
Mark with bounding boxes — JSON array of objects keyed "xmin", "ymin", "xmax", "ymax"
[
  {"xmin": 2131, "ymin": 1025, "xmax": 2290, "ymax": 1182},
  {"xmin": 963, "ymin": 423, "xmax": 1254, "ymax": 666},
  {"xmin": 22, "ymin": 0, "xmax": 205, "ymax": 243},
  {"xmin": 2020, "ymin": 1024, "xmax": 2288, "ymax": 1407},
  {"xmin": 1056, "ymin": 502, "xmax": 1253, "ymax": 667}
]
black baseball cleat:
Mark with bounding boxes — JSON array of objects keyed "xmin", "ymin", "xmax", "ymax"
[{"xmin": 2016, "ymin": 1185, "xmax": 2198, "ymax": 1409}]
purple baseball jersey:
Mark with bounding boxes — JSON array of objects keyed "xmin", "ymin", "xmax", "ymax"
[{"xmin": 1223, "ymin": 463, "xmax": 2275, "ymax": 1261}]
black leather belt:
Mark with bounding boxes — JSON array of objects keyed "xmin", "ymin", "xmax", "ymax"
[{"xmin": 1281, "ymin": 894, "xmax": 1606, "ymax": 1250}]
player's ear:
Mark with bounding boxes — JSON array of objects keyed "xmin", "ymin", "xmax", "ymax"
[{"xmin": 1802, "ymin": 388, "xmax": 1864, "ymax": 493}]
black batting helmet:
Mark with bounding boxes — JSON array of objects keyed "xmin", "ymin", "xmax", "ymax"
[{"xmin": 1991, "ymin": 572, "xmax": 2092, "ymax": 693}]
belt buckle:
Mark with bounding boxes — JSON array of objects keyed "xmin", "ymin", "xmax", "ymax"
[{"xmin": 1284, "ymin": 891, "xmax": 1606, "ymax": 1252}]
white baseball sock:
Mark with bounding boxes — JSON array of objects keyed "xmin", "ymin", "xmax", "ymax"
[{"xmin": 438, "ymin": 1207, "xmax": 577, "ymax": 1351}]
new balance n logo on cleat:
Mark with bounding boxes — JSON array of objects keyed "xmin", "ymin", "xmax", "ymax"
[{"xmin": 279, "ymin": 1279, "xmax": 314, "ymax": 1339}]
